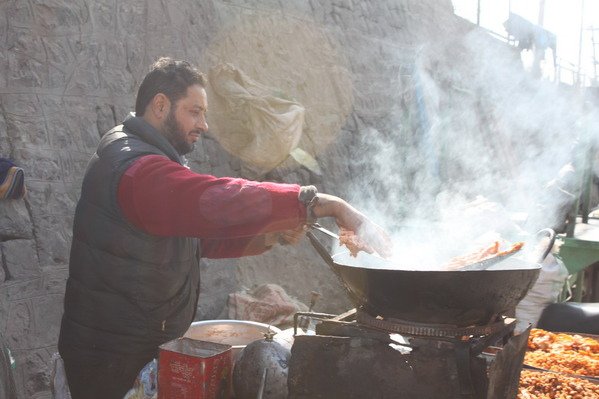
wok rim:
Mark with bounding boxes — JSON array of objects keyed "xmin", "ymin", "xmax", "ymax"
[{"xmin": 330, "ymin": 251, "xmax": 542, "ymax": 272}]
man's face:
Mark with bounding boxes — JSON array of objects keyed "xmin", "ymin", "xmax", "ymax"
[{"xmin": 162, "ymin": 84, "xmax": 208, "ymax": 155}]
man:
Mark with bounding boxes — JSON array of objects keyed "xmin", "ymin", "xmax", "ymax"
[{"xmin": 58, "ymin": 57, "xmax": 391, "ymax": 398}]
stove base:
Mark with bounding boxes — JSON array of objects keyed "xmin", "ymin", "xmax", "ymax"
[{"xmin": 288, "ymin": 331, "xmax": 528, "ymax": 399}]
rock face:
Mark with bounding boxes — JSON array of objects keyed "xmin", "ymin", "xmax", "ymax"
[{"xmin": 0, "ymin": 0, "xmax": 477, "ymax": 397}]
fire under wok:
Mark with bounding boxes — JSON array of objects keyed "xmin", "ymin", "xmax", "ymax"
[{"xmin": 307, "ymin": 229, "xmax": 555, "ymax": 327}]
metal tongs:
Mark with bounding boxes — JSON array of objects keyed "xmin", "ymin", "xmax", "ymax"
[
  {"xmin": 458, "ymin": 248, "xmax": 523, "ymax": 271},
  {"xmin": 309, "ymin": 223, "xmax": 340, "ymax": 240}
]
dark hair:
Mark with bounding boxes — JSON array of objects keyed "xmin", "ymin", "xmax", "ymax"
[{"xmin": 135, "ymin": 57, "xmax": 207, "ymax": 116}]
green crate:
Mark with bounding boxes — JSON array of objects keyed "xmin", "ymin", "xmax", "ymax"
[{"xmin": 556, "ymin": 237, "xmax": 599, "ymax": 275}]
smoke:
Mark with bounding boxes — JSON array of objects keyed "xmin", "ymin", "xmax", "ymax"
[{"xmin": 346, "ymin": 30, "xmax": 598, "ymax": 269}]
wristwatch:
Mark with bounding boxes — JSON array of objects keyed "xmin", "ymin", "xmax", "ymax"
[{"xmin": 298, "ymin": 185, "xmax": 318, "ymax": 224}]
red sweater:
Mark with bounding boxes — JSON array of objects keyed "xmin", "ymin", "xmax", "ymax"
[{"xmin": 117, "ymin": 155, "xmax": 307, "ymax": 258}]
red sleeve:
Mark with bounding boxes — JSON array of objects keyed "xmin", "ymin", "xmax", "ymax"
[
  {"xmin": 200, "ymin": 236, "xmax": 272, "ymax": 259},
  {"xmin": 117, "ymin": 155, "xmax": 307, "ymax": 241}
]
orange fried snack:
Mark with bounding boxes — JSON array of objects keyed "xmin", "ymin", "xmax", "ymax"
[
  {"xmin": 444, "ymin": 241, "xmax": 524, "ymax": 270},
  {"xmin": 498, "ymin": 241, "xmax": 525, "ymax": 256},
  {"xmin": 339, "ymin": 228, "xmax": 375, "ymax": 257},
  {"xmin": 518, "ymin": 370, "xmax": 599, "ymax": 399},
  {"xmin": 525, "ymin": 328, "xmax": 599, "ymax": 377}
]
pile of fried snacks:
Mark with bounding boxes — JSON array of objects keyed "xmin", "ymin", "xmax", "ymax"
[
  {"xmin": 525, "ymin": 328, "xmax": 599, "ymax": 377},
  {"xmin": 518, "ymin": 370, "xmax": 599, "ymax": 399}
]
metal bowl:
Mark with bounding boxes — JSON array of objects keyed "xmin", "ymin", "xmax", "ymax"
[{"xmin": 183, "ymin": 320, "xmax": 282, "ymax": 360}]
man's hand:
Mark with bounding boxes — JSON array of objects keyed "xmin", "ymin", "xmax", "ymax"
[{"xmin": 311, "ymin": 193, "xmax": 393, "ymax": 258}]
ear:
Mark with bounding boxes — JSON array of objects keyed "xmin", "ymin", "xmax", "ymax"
[{"xmin": 149, "ymin": 93, "xmax": 171, "ymax": 120}]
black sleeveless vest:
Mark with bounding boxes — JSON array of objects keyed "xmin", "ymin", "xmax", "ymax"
[{"xmin": 59, "ymin": 117, "xmax": 200, "ymax": 357}]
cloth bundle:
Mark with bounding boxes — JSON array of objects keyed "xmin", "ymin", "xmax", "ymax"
[
  {"xmin": 0, "ymin": 158, "xmax": 25, "ymax": 199},
  {"xmin": 228, "ymin": 284, "xmax": 308, "ymax": 328}
]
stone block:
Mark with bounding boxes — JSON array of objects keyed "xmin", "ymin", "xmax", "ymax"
[
  {"xmin": 0, "ymin": 199, "xmax": 33, "ymax": 240},
  {"xmin": 91, "ymin": 0, "xmax": 117, "ymax": 29},
  {"xmin": 3, "ymin": 278, "xmax": 43, "ymax": 302},
  {"xmin": 95, "ymin": 104, "xmax": 117, "ymax": 137},
  {"xmin": 34, "ymin": 225, "xmax": 70, "ymax": 267},
  {"xmin": 0, "ymin": 282, "xmax": 9, "ymax": 332},
  {"xmin": 5, "ymin": 31, "xmax": 47, "ymax": 88},
  {"xmin": 204, "ymin": 136, "xmax": 233, "ymax": 168},
  {"xmin": 0, "ymin": 239, "xmax": 41, "ymax": 280},
  {"xmin": 4, "ymin": 115, "xmax": 50, "ymax": 147},
  {"xmin": 2, "ymin": 1, "xmax": 33, "ymax": 28},
  {"xmin": 41, "ymin": 266, "xmax": 68, "ymax": 295},
  {"xmin": 0, "ymin": 93, "xmax": 42, "ymax": 116},
  {"xmin": 5, "ymin": 300, "xmax": 33, "ymax": 350},
  {"xmin": 99, "ymin": 67, "xmax": 135, "ymax": 94},
  {"xmin": 46, "ymin": 116, "xmax": 81, "ymax": 150},
  {"xmin": 61, "ymin": 151, "xmax": 92, "ymax": 185},
  {"xmin": 42, "ymin": 37, "xmax": 74, "ymax": 66},
  {"xmin": 12, "ymin": 147, "xmax": 61, "ymax": 181},
  {"xmin": 27, "ymin": 219, "xmax": 72, "ymax": 266},
  {"xmin": 12, "ymin": 346, "xmax": 54, "ymax": 399},
  {"xmin": 62, "ymin": 97, "xmax": 101, "ymax": 150},
  {"xmin": 117, "ymin": 0, "xmax": 147, "ymax": 35},
  {"xmin": 22, "ymin": 179, "xmax": 77, "ymax": 216},
  {"xmin": 64, "ymin": 58, "xmax": 101, "ymax": 95},
  {"xmin": 32, "ymin": 294, "xmax": 62, "ymax": 348},
  {"xmin": 31, "ymin": 0, "xmax": 89, "ymax": 33},
  {"xmin": 197, "ymin": 258, "xmax": 239, "ymax": 320},
  {"xmin": 0, "ymin": 110, "xmax": 7, "ymax": 147}
]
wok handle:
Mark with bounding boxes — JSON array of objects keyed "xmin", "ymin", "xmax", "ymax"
[
  {"xmin": 534, "ymin": 228, "xmax": 556, "ymax": 263},
  {"xmin": 306, "ymin": 230, "xmax": 337, "ymax": 270}
]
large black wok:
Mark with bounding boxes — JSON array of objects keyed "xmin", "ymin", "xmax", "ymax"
[{"xmin": 307, "ymin": 229, "xmax": 554, "ymax": 327}]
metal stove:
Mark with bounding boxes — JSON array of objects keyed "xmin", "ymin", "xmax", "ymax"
[{"xmin": 288, "ymin": 309, "xmax": 529, "ymax": 399}]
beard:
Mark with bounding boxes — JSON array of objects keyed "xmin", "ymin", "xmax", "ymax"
[{"xmin": 162, "ymin": 109, "xmax": 195, "ymax": 155}]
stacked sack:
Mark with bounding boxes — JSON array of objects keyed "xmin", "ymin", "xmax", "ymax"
[{"xmin": 0, "ymin": 158, "xmax": 25, "ymax": 200}]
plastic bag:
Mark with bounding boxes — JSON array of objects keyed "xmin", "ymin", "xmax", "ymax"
[
  {"xmin": 1, "ymin": 338, "xmax": 17, "ymax": 399},
  {"xmin": 208, "ymin": 64, "xmax": 305, "ymax": 175},
  {"xmin": 123, "ymin": 359, "xmax": 157, "ymax": 399},
  {"xmin": 514, "ymin": 254, "xmax": 568, "ymax": 333},
  {"xmin": 50, "ymin": 353, "xmax": 71, "ymax": 399}
]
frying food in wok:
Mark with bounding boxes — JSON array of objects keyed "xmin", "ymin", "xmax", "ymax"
[
  {"xmin": 443, "ymin": 240, "xmax": 525, "ymax": 271},
  {"xmin": 339, "ymin": 228, "xmax": 376, "ymax": 257}
]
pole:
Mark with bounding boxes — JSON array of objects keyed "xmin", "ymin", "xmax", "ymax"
[
  {"xmin": 477, "ymin": 0, "xmax": 481, "ymax": 26},
  {"xmin": 577, "ymin": 0, "xmax": 585, "ymax": 86},
  {"xmin": 532, "ymin": 0, "xmax": 547, "ymax": 78}
]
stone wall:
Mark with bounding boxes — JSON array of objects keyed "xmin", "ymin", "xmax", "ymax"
[{"xmin": 0, "ymin": 1, "xmax": 466, "ymax": 397}]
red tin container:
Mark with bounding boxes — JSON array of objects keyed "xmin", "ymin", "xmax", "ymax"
[{"xmin": 158, "ymin": 338, "xmax": 232, "ymax": 399}]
